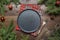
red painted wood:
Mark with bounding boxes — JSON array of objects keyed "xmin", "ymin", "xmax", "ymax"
[{"xmin": 19, "ymin": 4, "xmax": 40, "ymax": 12}]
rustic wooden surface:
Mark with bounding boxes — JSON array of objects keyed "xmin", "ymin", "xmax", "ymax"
[
  {"xmin": 4, "ymin": 13, "xmax": 60, "ymax": 40},
  {"xmin": 1, "ymin": 5, "xmax": 60, "ymax": 40}
]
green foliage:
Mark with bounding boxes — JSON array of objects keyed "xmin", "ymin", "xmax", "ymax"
[
  {"xmin": 0, "ymin": 5, "xmax": 5, "ymax": 16},
  {"xmin": 38, "ymin": 0, "xmax": 44, "ymax": 4},
  {"xmin": 0, "ymin": 0, "xmax": 19, "ymax": 5},
  {"xmin": 47, "ymin": 7, "xmax": 60, "ymax": 15},
  {"xmin": 0, "ymin": 0, "xmax": 10, "ymax": 5},
  {"xmin": 0, "ymin": 0, "xmax": 19, "ymax": 16},
  {"xmin": 45, "ymin": 0, "xmax": 56, "ymax": 6},
  {"xmin": 45, "ymin": 0, "xmax": 60, "ymax": 15},
  {"xmin": 0, "ymin": 20, "xmax": 16, "ymax": 40},
  {"xmin": 12, "ymin": 0, "xmax": 20, "ymax": 4},
  {"xmin": 38, "ymin": 0, "xmax": 60, "ymax": 15}
]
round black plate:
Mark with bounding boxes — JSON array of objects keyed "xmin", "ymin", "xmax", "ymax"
[{"xmin": 17, "ymin": 9, "xmax": 41, "ymax": 33}]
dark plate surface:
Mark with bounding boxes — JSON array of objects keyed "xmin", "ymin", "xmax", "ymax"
[{"xmin": 17, "ymin": 9, "xmax": 41, "ymax": 33}]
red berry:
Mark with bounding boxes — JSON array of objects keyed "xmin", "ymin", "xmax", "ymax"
[
  {"xmin": 8, "ymin": 4, "xmax": 13, "ymax": 10},
  {"xmin": 56, "ymin": 1, "xmax": 60, "ymax": 5},
  {"xmin": 31, "ymin": 32, "xmax": 37, "ymax": 37},
  {"xmin": 16, "ymin": 25, "xmax": 20, "ymax": 31},
  {"xmin": 0, "ymin": 16, "xmax": 5, "ymax": 22}
]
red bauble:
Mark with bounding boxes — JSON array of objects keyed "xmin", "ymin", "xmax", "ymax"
[
  {"xmin": 0, "ymin": 16, "xmax": 5, "ymax": 22},
  {"xmin": 16, "ymin": 25, "xmax": 20, "ymax": 31},
  {"xmin": 8, "ymin": 4, "xmax": 13, "ymax": 10},
  {"xmin": 31, "ymin": 32, "xmax": 37, "ymax": 37},
  {"xmin": 56, "ymin": 1, "xmax": 60, "ymax": 5}
]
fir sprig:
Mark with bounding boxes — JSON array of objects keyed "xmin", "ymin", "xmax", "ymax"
[
  {"xmin": 38, "ymin": 0, "xmax": 60, "ymax": 15},
  {"xmin": 0, "ymin": 20, "xmax": 16, "ymax": 40}
]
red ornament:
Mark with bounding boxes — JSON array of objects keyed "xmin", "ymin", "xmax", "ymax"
[
  {"xmin": 56, "ymin": 1, "xmax": 60, "ymax": 5},
  {"xmin": 32, "ymin": 5, "xmax": 39, "ymax": 10},
  {"xmin": 8, "ymin": 4, "xmax": 13, "ymax": 10},
  {"xmin": 31, "ymin": 32, "xmax": 37, "ymax": 37},
  {"xmin": 0, "ymin": 16, "xmax": 5, "ymax": 22},
  {"xmin": 16, "ymin": 25, "xmax": 21, "ymax": 31},
  {"xmin": 20, "ymin": 4, "xmax": 25, "ymax": 12}
]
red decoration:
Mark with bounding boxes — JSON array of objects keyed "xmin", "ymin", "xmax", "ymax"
[
  {"xmin": 56, "ymin": 1, "xmax": 60, "ymax": 5},
  {"xmin": 32, "ymin": 5, "xmax": 40, "ymax": 10},
  {"xmin": 31, "ymin": 32, "xmax": 37, "ymax": 37},
  {"xmin": 19, "ymin": 4, "xmax": 25, "ymax": 12},
  {"xmin": 8, "ymin": 4, "xmax": 13, "ymax": 10},
  {"xmin": 0, "ymin": 16, "xmax": 5, "ymax": 22},
  {"xmin": 19, "ymin": 4, "xmax": 40, "ymax": 12},
  {"xmin": 16, "ymin": 25, "xmax": 20, "ymax": 31}
]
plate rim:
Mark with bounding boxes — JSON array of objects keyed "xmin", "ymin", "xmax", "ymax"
[{"xmin": 17, "ymin": 9, "xmax": 41, "ymax": 33}]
